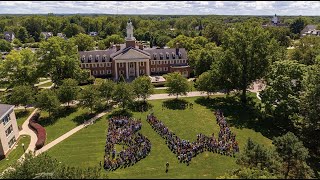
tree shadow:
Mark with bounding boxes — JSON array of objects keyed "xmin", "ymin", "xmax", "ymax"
[
  {"xmin": 72, "ymin": 113, "xmax": 96, "ymax": 125},
  {"xmin": 108, "ymin": 109, "xmax": 133, "ymax": 118},
  {"xmin": 37, "ymin": 106, "xmax": 77, "ymax": 127},
  {"xmin": 15, "ymin": 110, "xmax": 30, "ymax": 119},
  {"xmin": 195, "ymin": 95, "xmax": 283, "ymax": 140},
  {"xmin": 129, "ymin": 101, "xmax": 154, "ymax": 112},
  {"xmin": 162, "ymin": 98, "xmax": 191, "ymax": 110}
]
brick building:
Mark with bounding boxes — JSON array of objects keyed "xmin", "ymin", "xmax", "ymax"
[{"xmin": 79, "ymin": 19, "xmax": 191, "ymax": 80}]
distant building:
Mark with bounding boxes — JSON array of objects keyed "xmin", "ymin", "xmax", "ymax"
[
  {"xmin": 300, "ymin": 25, "xmax": 320, "ymax": 37},
  {"xmin": 0, "ymin": 104, "xmax": 19, "ymax": 158},
  {"xmin": 79, "ymin": 19, "xmax": 191, "ymax": 80},
  {"xmin": 40, "ymin": 32, "xmax": 53, "ymax": 40},
  {"xmin": 3, "ymin": 31, "xmax": 15, "ymax": 42},
  {"xmin": 262, "ymin": 14, "xmax": 288, "ymax": 28},
  {"xmin": 57, "ymin": 32, "xmax": 67, "ymax": 39},
  {"xmin": 89, "ymin": 32, "xmax": 98, "ymax": 36}
]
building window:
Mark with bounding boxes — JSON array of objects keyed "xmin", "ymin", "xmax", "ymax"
[
  {"xmin": 92, "ymin": 64, "xmax": 96, "ymax": 68},
  {"xmin": 89, "ymin": 55, "xmax": 92, "ymax": 60},
  {"xmin": 82, "ymin": 55, "xmax": 85, "ymax": 61},
  {"xmin": 85, "ymin": 64, "xmax": 89, "ymax": 68},
  {"xmin": 107, "ymin": 70, "xmax": 112, "ymax": 74},
  {"xmin": 140, "ymin": 62, "xmax": 144, "ymax": 66},
  {"xmin": 166, "ymin": 53, "xmax": 169, "ymax": 59},
  {"xmin": 106, "ymin": 63, "xmax": 111, "ymax": 67},
  {"xmin": 102, "ymin": 55, "xmax": 107, "ymax": 62},
  {"xmin": 151, "ymin": 68, "xmax": 155, "ymax": 72},
  {"xmin": 153, "ymin": 54, "xmax": 157, "ymax": 60},
  {"xmin": 172, "ymin": 53, "xmax": 176, "ymax": 59},
  {"xmin": 151, "ymin": 61, "xmax": 155, "ymax": 65},
  {"xmin": 119, "ymin": 70, "xmax": 124, "ymax": 75},
  {"xmin": 139, "ymin": 69, "xmax": 145, "ymax": 74},
  {"xmin": 2, "ymin": 114, "xmax": 11, "ymax": 126},
  {"xmin": 159, "ymin": 67, "xmax": 162, "ymax": 72},
  {"xmin": 170, "ymin": 60, "xmax": 174, "ymax": 64},
  {"xmin": 100, "ymin": 63, "xmax": 104, "ymax": 67},
  {"xmin": 164, "ymin": 61, "xmax": 167, "ymax": 64},
  {"xmin": 164, "ymin": 67, "xmax": 168, "ymax": 71},
  {"xmin": 5, "ymin": 125, "xmax": 13, "ymax": 137},
  {"xmin": 178, "ymin": 53, "xmax": 182, "ymax": 59},
  {"xmin": 95, "ymin": 55, "xmax": 99, "ymax": 62},
  {"xmin": 157, "ymin": 61, "xmax": 161, "ymax": 65},
  {"xmin": 8, "ymin": 136, "xmax": 16, "ymax": 148}
]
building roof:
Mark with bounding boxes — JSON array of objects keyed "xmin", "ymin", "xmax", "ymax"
[
  {"xmin": 0, "ymin": 104, "xmax": 14, "ymax": 120},
  {"xmin": 112, "ymin": 46, "xmax": 150, "ymax": 60},
  {"xmin": 4, "ymin": 31, "xmax": 14, "ymax": 36},
  {"xmin": 301, "ymin": 25, "xmax": 318, "ymax": 34}
]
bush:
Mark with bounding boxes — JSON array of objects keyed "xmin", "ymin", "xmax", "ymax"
[{"xmin": 28, "ymin": 112, "xmax": 46, "ymax": 150}]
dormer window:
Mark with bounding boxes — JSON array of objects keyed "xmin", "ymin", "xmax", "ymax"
[
  {"xmin": 81, "ymin": 55, "xmax": 85, "ymax": 62},
  {"xmin": 95, "ymin": 55, "xmax": 99, "ymax": 62},
  {"xmin": 89, "ymin": 55, "xmax": 92, "ymax": 60},
  {"xmin": 160, "ymin": 53, "xmax": 163, "ymax": 60},
  {"xmin": 102, "ymin": 55, "xmax": 107, "ymax": 62},
  {"xmin": 166, "ymin": 52, "xmax": 169, "ymax": 59},
  {"xmin": 153, "ymin": 53, "xmax": 157, "ymax": 60},
  {"xmin": 178, "ymin": 53, "xmax": 182, "ymax": 59},
  {"xmin": 172, "ymin": 52, "xmax": 175, "ymax": 59}
]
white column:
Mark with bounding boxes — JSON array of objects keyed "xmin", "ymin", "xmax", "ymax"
[
  {"xmin": 126, "ymin": 62, "xmax": 129, "ymax": 79},
  {"xmin": 115, "ymin": 62, "xmax": 118, "ymax": 80},
  {"xmin": 146, "ymin": 60, "xmax": 150, "ymax": 76},
  {"xmin": 136, "ymin": 62, "xmax": 139, "ymax": 77}
]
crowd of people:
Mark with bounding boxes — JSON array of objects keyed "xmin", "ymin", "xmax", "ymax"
[
  {"xmin": 104, "ymin": 116, "xmax": 151, "ymax": 171},
  {"xmin": 146, "ymin": 109, "xmax": 239, "ymax": 165}
]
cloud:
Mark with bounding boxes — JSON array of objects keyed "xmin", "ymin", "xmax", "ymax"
[{"xmin": 0, "ymin": 1, "xmax": 319, "ymax": 15}]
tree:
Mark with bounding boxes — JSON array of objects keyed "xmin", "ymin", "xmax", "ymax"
[
  {"xmin": 155, "ymin": 35, "xmax": 171, "ymax": 48},
  {"xmin": 0, "ymin": 49, "xmax": 38, "ymax": 86},
  {"xmin": 164, "ymin": 72, "xmax": 190, "ymax": 98},
  {"xmin": 103, "ymin": 34, "xmax": 124, "ymax": 47},
  {"xmin": 35, "ymin": 89, "xmax": 60, "ymax": 117},
  {"xmin": 97, "ymin": 79, "xmax": 115, "ymax": 106},
  {"xmin": 57, "ymin": 78, "xmax": 79, "ymax": 106},
  {"xmin": 70, "ymin": 33, "xmax": 95, "ymax": 51},
  {"xmin": 0, "ymin": 152, "xmax": 106, "ymax": 179},
  {"xmin": 296, "ymin": 61, "xmax": 320, "ymax": 155},
  {"xmin": 203, "ymin": 22, "xmax": 225, "ymax": 46},
  {"xmin": 196, "ymin": 71, "xmax": 217, "ymax": 98},
  {"xmin": 273, "ymin": 132, "xmax": 314, "ymax": 179},
  {"xmin": 63, "ymin": 23, "xmax": 85, "ymax": 38},
  {"xmin": 7, "ymin": 85, "xmax": 35, "ymax": 110},
  {"xmin": 112, "ymin": 82, "xmax": 134, "ymax": 110},
  {"xmin": 132, "ymin": 76, "xmax": 154, "ymax": 102},
  {"xmin": 0, "ymin": 39, "xmax": 12, "ymax": 52},
  {"xmin": 13, "ymin": 39, "xmax": 22, "ymax": 47},
  {"xmin": 37, "ymin": 36, "xmax": 82, "ymax": 86},
  {"xmin": 217, "ymin": 167, "xmax": 279, "ymax": 179},
  {"xmin": 289, "ymin": 17, "xmax": 308, "ymax": 35},
  {"xmin": 291, "ymin": 35, "xmax": 320, "ymax": 65},
  {"xmin": 260, "ymin": 60, "xmax": 306, "ymax": 130},
  {"xmin": 219, "ymin": 22, "xmax": 274, "ymax": 104},
  {"xmin": 78, "ymin": 84, "xmax": 100, "ymax": 114}
]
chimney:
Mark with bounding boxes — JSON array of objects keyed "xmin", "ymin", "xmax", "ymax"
[
  {"xmin": 175, "ymin": 42, "xmax": 180, "ymax": 54},
  {"xmin": 138, "ymin": 43, "xmax": 143, "ymax": 50},
  {"xmin": 116, "ymin": 44, "xmax": 120, "ymax": 51}
]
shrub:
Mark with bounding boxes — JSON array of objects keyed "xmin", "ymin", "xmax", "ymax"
[{"xmin": 28, "ymin": 112, "xmax": 46, "ymax": 150}]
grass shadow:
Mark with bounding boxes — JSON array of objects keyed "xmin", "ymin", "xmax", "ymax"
[
  {"xmin": 195, "ymin": 95, "xmax": 283, "ymax": 140},
  {"xmin": 129, "ymin": 101, "xmax": 154, "ymax": 112},
  {"xmin": 162, "ymin": 98, "xmax": 191, "ymax": 110},
  {"xmin": 37, "ymin": 106, "xmax": 77, "ymax": 127},
  {"xmin": 108, "ymin": 109, "xmax": 133, "ymax": 118}
]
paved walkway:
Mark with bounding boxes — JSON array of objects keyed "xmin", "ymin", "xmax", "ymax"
[
  {"xmin": 16, "ymin": 108, "xmax": 38, "ymax": 164},
  {"xmin": 34, "ymin": 80, "xmax": 52, "ymax": 87}
]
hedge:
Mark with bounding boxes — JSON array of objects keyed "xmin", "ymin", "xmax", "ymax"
[{"xmin": 28, "ymin": 112, "xmax": 46, "ymax": 150}]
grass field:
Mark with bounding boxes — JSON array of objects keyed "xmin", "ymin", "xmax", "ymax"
[
  {"xmin": 153, "ymin": 88, "xmax": 167, "ymax": 94},
  {"xmin": 38, "ymin": 107, "xmax": 93, "ymax": 144},
  {"xmin": 46, "ymin": 94, "xmax": 273, "ymax": 178},
  {"xmin": 0, "ymin": 135, "xmax": 31, "ymax": 173},
  {"xmin": 14, "ymin": 108, "xmax": 34, "ymax": 128}
]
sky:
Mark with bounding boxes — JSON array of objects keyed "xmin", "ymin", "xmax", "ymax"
[{"xmin": 0, "ymin": 1, "xmax": 320, "ymax": 16}]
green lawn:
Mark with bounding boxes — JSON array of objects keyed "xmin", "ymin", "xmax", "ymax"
[
  {"xmin": 153, "ymin": 88, "xmax": 167, "ymax": 94},
  {"xmin": 38, "ymin": 106, "xmax": 93, "ymax": 144},
  {"xmin": 37, "ymin": 81, "xmax": 53, "ymax": 88},
  {"xmin": 14, "ymin": 108, "xmax": 34, "ymax": 128},
  {"xmin": 0, "ymin": 135, "xmax": 31, "ymax": 173},
  {"xmin": 46, "ymin": 94, "xmax": 273, "ymax": 178}
]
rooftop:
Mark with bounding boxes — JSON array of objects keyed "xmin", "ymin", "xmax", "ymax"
[{"xmin": 0, "ymin": 104, "xmax": 14, "ymax": 119}]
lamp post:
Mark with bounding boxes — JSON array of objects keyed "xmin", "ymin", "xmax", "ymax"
[{"xmin": 22, "ymin": 143, "xmax": 25, "ymax": 152}]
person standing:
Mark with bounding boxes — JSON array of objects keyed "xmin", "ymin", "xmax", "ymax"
[{"xmin": 165, "ymin": 161, "xmax": 169, "ymax": 173}]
